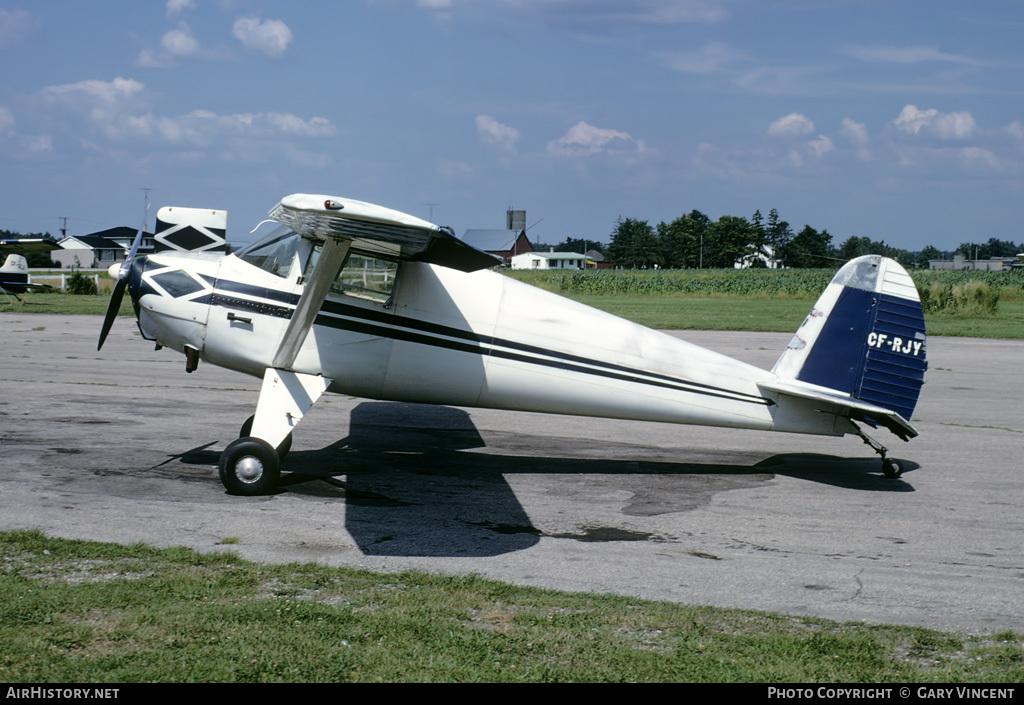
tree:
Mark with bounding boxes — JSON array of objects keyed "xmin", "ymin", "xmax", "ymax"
[
  {"xmin": 915, "ymin": 245, "xmax": 943, "ymax": 269},
  {"xmin": 781, "ymin": 225, "xmax": 834, "ymax": 268},
  {"xmin": 557, "ymin": 237, "xmax": 602, "ymax": 254},
  {"xmin": 706, "ymin": 215, "xmax": 754, "ymax": 268},
  {"xmin": 836, "ymin": 236, "xmax": 912, "ymax": 265},
  {"xmin": 764, "ymin": 208, "xmax": 793, "ymax": 267},
  {"xmin": 656, "ymin": 209, "xmax": 709, "ymax": 268},
  {"xmin": 956, "ymin": 238, "xmax": 1023, "ymax": 260},
  {"xmin": 605, "ymin": 217, "xmax": 658, "ymax": 268}
]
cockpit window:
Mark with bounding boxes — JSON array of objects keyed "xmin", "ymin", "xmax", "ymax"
[
  {"xmin": 236, "ymin": 226, "xmax": 300, "ymax": 279},
  {"xmin": 302, "ymin": 245, "xmax": 399, "ymax": 305},
  {"xmin": 332, "ymin": 252, "xmax": 399, "ymax": 304}
]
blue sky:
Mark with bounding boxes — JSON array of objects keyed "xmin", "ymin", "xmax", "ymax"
[{"xmin": 1, "ymin": 1, "xmax": 1022, "ymax": 251}]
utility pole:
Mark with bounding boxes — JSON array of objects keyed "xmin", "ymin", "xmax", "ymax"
[
  {"xmin": 59, "ymin": 217, "xmax": 68, "ymax": 239},
  {"xmin": 141, "ymin": 188, "xmax": 152, "ymax": 233}
]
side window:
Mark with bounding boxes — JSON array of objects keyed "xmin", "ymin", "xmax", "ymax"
[{"xmin": 331, "ymin": 252, "xmax": 399, "ymax": 305}]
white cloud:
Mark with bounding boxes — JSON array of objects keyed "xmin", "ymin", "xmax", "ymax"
[
  {"xmin": 546, "ymin": 121, "xmax": 648, "ymax": 158},
  {"xmin": 39, "ymin": 78, "xmax": 334, "ymax": 153},
  {"xmin": 0, "ymin": 9, "xmax": 40, "ymax": 47},
  {"xmin": 839, "ymin": 118, "xmax": 868, "ymax": 145},
  {"xmin": 657, "ymin": 42, "xmax": 745, "ymax": 75},
  {"xmin": 894, "ymin": 104, "xmax": 976, "ymax": 140},
  {"xmin": 1005, "ymin": 121, "xmax": 1024, "ymax": 141},
  {"xmin": 0, "ymin": 105, "xmax": 14, "ymax": 133},
  {"xmin": 19, "ymin": 134, "xmax": 52, "ymax": 153},
  {"xmin": 161, "ymin": 23, "xmax": 201, "ymax": 58},
  {"xmin": 841, "ymin": 45, "xmax": 983, "ymax": 66},
  {"xmin": 767, "ymin": 113, "xmax": 814, "ymax": 137},
  {"xmin": 124, "ymin": 110, "xmax": 336, "ymax": 145},
  {"xmin": 807, "ymin": 135, "xmax": 834, "ymax": 157},
  {"xmin": 232, "ymin": 17, "xmax": 293, "ymax": 58},
  {"xmin": 43, "ymin": 77, "xmax": 146, "ymax": 107},
  {"xmin": 475, "ymin": 115, "xmax": 520, "ymax": 149},
  {"xmin": 166, "ymin": 0, "xmax": 195, "ymax": 17}
]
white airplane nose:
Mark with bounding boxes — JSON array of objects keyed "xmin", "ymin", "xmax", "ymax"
[{"xmin": 107, "ymin": 262, "xmax": 122, "ymax": 279}]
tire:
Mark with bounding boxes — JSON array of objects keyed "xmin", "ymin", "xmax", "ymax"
[
  {"xmin": 882, "ymin": 459, "xmax": 903, "ymax": 479},
  {"xmin": 219, "ymin": 437, "xmax": 280, "ymax": 495},
  {"xmin": 239, "ymin": 415, "xmax": 293, "ymax": 460}
]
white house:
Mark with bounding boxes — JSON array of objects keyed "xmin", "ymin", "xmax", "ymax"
[{"xmin": 511, "ymin": 251, "xmax": 587, "ymax": 270}]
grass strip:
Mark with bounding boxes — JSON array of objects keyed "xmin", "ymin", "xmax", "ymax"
[{"xmin": 2, "ymin": 530, "xmax": 1021, "ymax": 683}]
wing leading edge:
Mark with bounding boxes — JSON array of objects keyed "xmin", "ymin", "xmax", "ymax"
[{"xmin": 270, "ymin": 194, "xmax": 500, "ymax": 273}]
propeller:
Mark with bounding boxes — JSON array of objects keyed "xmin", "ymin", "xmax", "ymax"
[{"xmin": 97, "ymin": 219, "xmax": 145, "ymax": 351}]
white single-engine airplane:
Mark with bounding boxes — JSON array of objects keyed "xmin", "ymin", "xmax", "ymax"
[
  {"xmin": 1, "ymin": 239, "xmax": 58, "ymax": 300},
  {"xmin": 98, "ymin": 194, "xmax": 926, "ymax": 495}
]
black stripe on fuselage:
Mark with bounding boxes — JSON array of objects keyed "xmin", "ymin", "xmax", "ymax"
[
  {"xmin": 318, "ymin": 299, "xmax": 770, "ymax": 405},
  {"xmin": 208, "ymin": 276, "xmax": 772, "ymax": 407}
]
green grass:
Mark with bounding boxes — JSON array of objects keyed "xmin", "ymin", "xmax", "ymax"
[
  {"xmin": 0, "ymin": 291, "xmax": 131, "ymax": 316},
  {"xmin": 4, "ymin": 285, "xmax": 1021, "ymax": 339},
  {"xmin": 564, "ymin": 295, "xmax": 1024, "ymax": 339},
  {"xmin": 2, "ymin": 531, "xmax": 1021, "ymax": 683}
]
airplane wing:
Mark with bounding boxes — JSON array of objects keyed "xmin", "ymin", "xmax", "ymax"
[
  {"xmin": 0, "ymin": 238, "xmax": 61, "ymax": 254},
  {"xmin": 267, "ymin": 194, "xmax": 500, "ymax": 370},
  {"xmin": 269, "ymin": 194, "xmax": 501, "ymax": 273}
]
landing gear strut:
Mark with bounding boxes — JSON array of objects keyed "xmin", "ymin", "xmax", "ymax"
[
  {"xmin": 853, "ymin": 423, "xmax": 903, "ymax": 479},
  {"xmin": 217, "ymin": 368, "xmax": 332, "ymax": 495}
]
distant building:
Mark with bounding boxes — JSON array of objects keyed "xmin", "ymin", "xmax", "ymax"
[
  {"xmin": 463, "ymin": 228, "xmax": 533, "ymax": 266},
  {"xmin": 511, "ymin": 251, "xmax": 587, "ymax": 270},
  {"xmin": 52, "ymin": 227, "xmax": 154, "ymax": 269},
  {"xmin": 735, "ymin": 246, "xmax": 782, "ymax": 269},
  {"xmin": 585, "ymin": 249, "xmax": 609, "ymax": 269},
  {"xmin": 462, "ymin": 208, "xmax": 534, "ymax": 265},
  {"xmin": 928, "ymin": 254, "xmax": 1020, "ymax": 271}
]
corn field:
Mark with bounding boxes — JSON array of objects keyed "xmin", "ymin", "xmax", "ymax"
[{"xmin": 505, "ymin": 268, "xmax": 1024, "ymax": 308}]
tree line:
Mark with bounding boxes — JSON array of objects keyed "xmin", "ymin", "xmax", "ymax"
[{"xmin": 544, "ymin": 210, "xmax": 1022, "ymax": 270}]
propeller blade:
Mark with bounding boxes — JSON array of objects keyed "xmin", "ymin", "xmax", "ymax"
[
  {"xmin": 97, "ymin": 219, "xmax": 146, "ymax": 351},
  {"xmin": 97, "ymin": 275, "xmax": 127, "ymax": 350}
]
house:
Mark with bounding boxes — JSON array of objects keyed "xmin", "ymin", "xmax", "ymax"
[
  {"xmin": 52, "ymin": 227, "xmax": 154, "ymax": 269},
  {"xmin": 511, "ymin": 251, "xmax": 587, "ymax": 270},
  {"xmin": 735, "ymin": 245, "xmax": 782, "ymax": 269}
]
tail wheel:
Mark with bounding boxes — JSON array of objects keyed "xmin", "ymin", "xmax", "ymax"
[
  {"xmin": 219, "ymin": 437, "xmax": 280, "ymax": 495},
  {"xmin": 882, "ymin": 459, "xmax": 903, "ymax": 479},
  {"xmin": 239, "ymin": 415, "xmax": 293, "ymax": 460}
]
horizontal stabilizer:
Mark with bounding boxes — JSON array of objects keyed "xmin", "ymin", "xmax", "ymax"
[
  {"xmin": 270, "ymin": 194, "xmax": 501, "ymax": 273},
  {"xmin": 760, "ymin": 379, "xmax": 918, "ymax": 441}
]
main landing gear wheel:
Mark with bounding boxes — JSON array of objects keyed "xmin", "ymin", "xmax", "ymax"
[
  {"xmin": 882, "ymin": 458, "xmax": 903, "ymax": 479},
  {"xmin": 219, "ymin": 437, "xmax": 280, "ymax": 495},
  {"xmin": 239, "ymin": 415, "xmax": 293, "ymax": 460}
]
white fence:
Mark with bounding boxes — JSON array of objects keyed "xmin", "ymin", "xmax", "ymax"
[{"xmin": 28, "ymin": 272, "xmax": 103, "ymax": 291}]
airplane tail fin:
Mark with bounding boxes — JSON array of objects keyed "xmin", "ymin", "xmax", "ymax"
[
  {"xmin": 770, "ymin": 255, "xmax": 927, "ymax": 438},
  {"xmin": 154, "ymin": 206, "xmax": 228, "ymax": 253},
  {"xmin": 2, "ymin": 253, "xmax": 29, "ymax": 275}
]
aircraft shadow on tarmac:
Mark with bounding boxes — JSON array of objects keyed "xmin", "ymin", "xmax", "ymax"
[{"xmin": 177, "ymin": 402, "xmax": 916, "ymax": 558}]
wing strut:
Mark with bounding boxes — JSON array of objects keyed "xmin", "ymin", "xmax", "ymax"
[{"xmin": 272, "ymin": 237, "xmax": 350, "ymax": 370}]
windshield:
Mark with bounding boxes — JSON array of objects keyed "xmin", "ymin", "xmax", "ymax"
[{"xmin": 236, "ymin": 226, "xmax": 300, "ymax": 279}]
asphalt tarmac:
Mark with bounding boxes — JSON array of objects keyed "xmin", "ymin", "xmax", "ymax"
[{"xmin": 2, "ymin": 313, "xmax": 1021, "ymax": 634}]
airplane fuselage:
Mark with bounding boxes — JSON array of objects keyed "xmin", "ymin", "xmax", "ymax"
[{"xmin": 131, "ymin": 246, "xmax": 846, "ymax": 439}]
